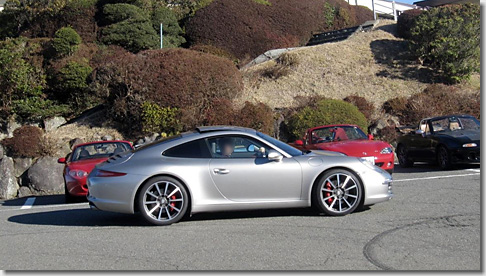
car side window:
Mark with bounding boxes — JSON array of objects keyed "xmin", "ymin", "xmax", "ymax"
[
  {"xmin": 419, "ymin": 120, "xmax": 431, "ymax": 135},
  {"xmin": 163, "ymin": 139, "xmax": 212, "ymax": 158},
  {"xmin": 207, "ymin": 136, "xmax": 268, "ymax": 158}
]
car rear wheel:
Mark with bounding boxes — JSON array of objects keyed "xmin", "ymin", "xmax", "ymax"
[
  {"xmin": 313, "ymin": 169, "xmax": 363, "ymax": 216},
  {"xmin": 397, "ymin": 145, "xmax": 413, "ymax": 168},
  {"xmin": 138, "ymin": 176, "xmax": 188, "ymax": 226},
  {"xmin": 437, "ymin": 146, "xmax": 452, "ymax": 170}
]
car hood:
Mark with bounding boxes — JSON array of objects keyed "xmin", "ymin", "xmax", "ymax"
[
  {"xmin": 68, "ymin": 158, "xmax": 109, "ymax": 172},
  {"xmin": 309, "ymin": 150, "xmax": 347, "ymax": 157},
  {"xmin": 314, "ymin": 139, "xmax": 391, "ymax": 157},
  {"xmin": 438, "ymin": 129, "xmax": 480, "ymax": 143}
]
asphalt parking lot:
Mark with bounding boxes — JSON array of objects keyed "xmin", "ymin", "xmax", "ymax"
[{"xmin": 0, "ymin": 164, "xmax": 480, "ymax": 271}]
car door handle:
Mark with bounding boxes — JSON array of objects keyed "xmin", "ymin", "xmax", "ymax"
[{"xmin": 213, "ymin": 168, "xmax": 230, "ymax": 175}]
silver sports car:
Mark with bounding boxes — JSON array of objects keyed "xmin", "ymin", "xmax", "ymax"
[{"xmin": 87, "ymin": 126, "xmax": 393, "ymax": 226}]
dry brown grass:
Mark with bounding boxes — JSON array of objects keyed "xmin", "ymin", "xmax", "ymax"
[{"xmin": 237, "ymin": 20, "xmax": 479, "ymax": 120}]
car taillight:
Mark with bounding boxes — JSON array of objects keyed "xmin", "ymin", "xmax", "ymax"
[{"xmin": 95, "ymin": 170, "xmax": 127, "ymax": 177}]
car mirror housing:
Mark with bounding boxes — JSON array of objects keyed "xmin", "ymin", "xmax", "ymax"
[
  {"xmin": 414, "ymin": 129, "xmax": 425, "ymax": 136},
  {"xmin": 57, "ymin": 157, "xmax": 66, "ymax": 164},
  {"xmin": 267, "ymin": 150, "xmax": 283, "ymax": 162},
  {"xmin": 368, "ymin": 134, "xmax": 374, "ymax": 140},
  {"xmin": 295, "ymin": 140, "xmax": 304, "ymax": 146}
]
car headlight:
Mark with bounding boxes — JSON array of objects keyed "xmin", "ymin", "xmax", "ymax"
[
  {"xmin": 69, "ymin": 170, "xmax": 88, "ymax": 178},
  {"xmin": 380, "ymin": 147, "xmax": 393, "ymax": 154},
  {"xmin": 463, "ymin": 143, "xmax": 477, "ymax": 148}
]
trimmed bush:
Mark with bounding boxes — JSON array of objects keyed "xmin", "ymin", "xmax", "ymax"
[
  {"xmin": 409, "ymin": 4, "xmax": 480, "ymax": 83},
  {"xmin": 203, "ymin": 98, "xmax": 237, "ymax": 126},
  {"xmin": 383, "ymin": 84, "xmax": 480, "ymax": 125},
  {"xmin": 152, "ymin": 6, "xmax": 186, "ymax": 48},
  {"xmin": 397, "ymin": 9, "xmax": 423, "ymax": 39},
  {"xmin": 190, "ymin": 44, "xmax": 239, "ymax": 64},
  {"xmin": 141, "ymin": 102, "xmax": 182, "ymax": 135},
  {"xmin": 93, "ymin": 48, "xmax": 244, "ymax": 135},
  {"xmin": 343, "ymin": 95, "xmax": 374, "ymax": 121},
  {"xmin": 1, "ymin": 125, "xmax": 44, "ymax": 158},
  {"xmin": 54, "ymin": 61, "xmax": 93, "ymax": 110},
  {"xmin": 287, "ymin": 99, "xmax": 368, "ymax": 141},
  {"xmin": 52, "ymin": 26, "xmax": 82, "ymax": 56},
  {"xmin": 101, "ymin": 3, "xmax": 159, "ymax": 53},
  {"xmin": 237, "ymin": 102, "xmax": 275, "ymax": 135},
  {"xmin": 185, "ymin": 0, "xmax": 373, "ymax": 63}
]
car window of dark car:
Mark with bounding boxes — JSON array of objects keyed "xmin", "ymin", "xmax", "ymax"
[
  {"xmin": 163, "ymin": 139, "xmax": 212, "ymax": 158},
  {"xmin": 458, "ymin": 117, "xmax": 480, "ymax": 130}
]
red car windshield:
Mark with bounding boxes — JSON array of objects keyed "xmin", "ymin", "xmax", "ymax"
[
  {"xmin": 311, "ymin": 126, "xmax": 367, "ymax": 143},
  {"xmin": 71, "ymin": 142, "xmax": 132, "ymax": 162}
]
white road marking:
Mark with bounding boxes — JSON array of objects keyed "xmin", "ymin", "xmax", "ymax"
[
  {"xmin": 20, "ymin": 197, "xmax": 36, "ymax": 209},
  {"xmin": 394, "ymin": 173, "xmax": 480, "ymax": 182},
  {"xmin": 466, "ymin": 168, "xmax": 481, "ymax": 173}
]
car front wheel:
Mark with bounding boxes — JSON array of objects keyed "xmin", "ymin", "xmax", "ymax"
[
  {"xmin": 397, "ymin": 145, "xmax": 413, "ymax": 168},
  {"xmin": 313, "ymin": 169, "xmax": 363, "ymax": 216},
  {"xmin": 138, "ymin": 176, "xmax": 188, "ymax": 226},
  {"xmin": 437, "ymin": 146, "xmax": 452, "ymax": 170}
]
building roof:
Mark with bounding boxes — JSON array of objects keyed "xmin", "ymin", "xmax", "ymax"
[{"xmin": 413, "ymin": 0, "xmax": 478, "ymax": 7}]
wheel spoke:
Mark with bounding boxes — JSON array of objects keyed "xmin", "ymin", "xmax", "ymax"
[
  {"xmin": 326, "ymin": 178, "xmax": 336, "ymax": 189},
  {"xmin": 144, "ymin": 201, "xmax": 157, "ymax": 204},
  {"xmin": 347, "ymin": 194, "xmax": 358, "ymax": 199},
  {"xmin": 345, "ymin": 185, "xmax": 357, "ymax": 191},
  {"xmin": 169, "ymin": 198, "xmax": 183, "ymax": 202},
  {"xmin": 323, "ymin": 195, "xmax": 333, "ymax": 201},
  {"xmin": 341, "ymin": 176, "xmax": 351, "ymax": 189},
  {"xmin": 164, "ymin": 182, "xmax": 169, "ymax": 196},
  {"xmin": 155, "ymin": 183, "xmax": 162, "ymax": 196},
  {"xmin": 168, "ymin": 187, "xmax": 180, "ymax": 197},
  {"xmin": 329, "ymin": 197, "xmax": 337, "ymax": 209},
  {"xmin": 338, "ymin": 198, "xmax": 342, "ymax": 212},
  {"xmin": 171, "ymin": 205, "xmax": 181, "ymax": 212},
  {"xmin": 148, "ymin": 205, "xmax": 159, "ymax": 215},
  {"xmin": 321, "ymin": 188, "xmax": 333, "ymax": 193},
  {"xmin": 147, "ymin": 191, "xmax": 158, "ymax": 198},
  {"xmin": 157, "ymin": 207, "xmax": 163, "ymax": 220},
  {"xmin": 165, "ymin": 207, "xmax": 172, "ymax": 220},
  {"xmin": 343, "ymin": 197, "xmax": 352, "ymax": 208},
  {"xmin": 336, "ymin": 174, "xmax": 340, "ymax": 186}
]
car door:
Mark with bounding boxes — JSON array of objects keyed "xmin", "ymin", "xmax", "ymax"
[
  {"xmin": 408, "ymin": 120, "xmax": 434, "ymax": 161},
  {"xmin": 207, "ymin": 135, "xmax": 302, "ymax": 202}
]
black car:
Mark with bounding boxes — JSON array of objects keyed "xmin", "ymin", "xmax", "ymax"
[{"xmin": 396, "ymin": 114, "xmax": 480, "ymax": 169}]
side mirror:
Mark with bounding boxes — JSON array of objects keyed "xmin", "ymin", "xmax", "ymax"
[
  {"xmin": 295, "ymin": 140, "xmax": 304, "ymax": 146},
  {"xmin": 368, "ymin": 134, "xmax": 374, "ymax": 140},
  {"xmin": 57, "ymin": 157, "xmax": 66, "ymax": 164},
  {"xmin": 248, "ymin": 144, "xmax": 256, "ymax": 152},
  {"xmin": 415, "ymin": 129, "xmax": 425, "ymax": 136},
  {"xmin": 267, "ymin": 150, "xmax": 283, "ymax": 162}
]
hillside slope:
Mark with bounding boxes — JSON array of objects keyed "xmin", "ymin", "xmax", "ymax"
[{"xmin": 238, "ymin": 20, "xmax": 478, "ymax": 115}]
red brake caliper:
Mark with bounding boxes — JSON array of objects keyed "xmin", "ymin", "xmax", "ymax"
[
  {"xmin": 325, "ymin": 182, "xmax": 333, "ymax": 205},
  {"xmin": 170, "ymin": 195, "xmax": 176, "ymax": 211}
]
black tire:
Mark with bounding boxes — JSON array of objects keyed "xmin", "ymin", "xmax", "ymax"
[
  {"xmin": 64, "ymin": 184, "xmax": 76, "ymax": 203},
  {"xmin": 397, "ymin": 144, "xmax": 413, "ymax": 168},
  {"xmin": 437, "ymin": 146, "xmax": 452, "ymax": 170},
  {"xmin": 137, "ymin": 176, "xmax": 188, "ymax": 226},
  {"xmin": 313, "ymin": 169, "xmax": 363, "ymax": 216}
]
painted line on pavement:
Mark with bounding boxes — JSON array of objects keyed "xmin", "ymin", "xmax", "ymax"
[
  {"xmin": 394, "ymin": 173, "xmax": 480, "ymax": 182},
  {"xmin": 466, "ymin": 168, "xmax": 481, "ymax": 173},
  {"xmin": 20, "ymin": 197, "xmax": 36, "ymax": 209}
]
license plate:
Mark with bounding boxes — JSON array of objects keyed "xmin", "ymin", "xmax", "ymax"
[{"xmin": 361, "ymin": 156, "xmax": 375, "ymax": 165}]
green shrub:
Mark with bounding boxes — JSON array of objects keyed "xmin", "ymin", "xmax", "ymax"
[
  {"xmin": 1, "ymin": 125, "xmax": 44, "ymax": 158},
  {"xmin": 56, "ymin": 61, "xmax": 93, "ymax": 109},
  {"xmin": 409, "ymin": 4, "xmax": 480, "ymax": 83},
  {"xmin": 323, "ymin": 2, "xmax": 336, "ymax": 28},
  {"xmin": 141, "ymin": 102, "xmax": 182, "ymax": 135},
  {"xmin": 252, "ymin": 0, "xmax": 271, "ymax": 5},
  {"xmin": 52, "ymin": 26, "xmax": 82, "ymax": 56},
  {"xmin": 151, "ymin": 6, "xmax": 186, "ymax": 48},
  {"xmin": 101, "ymin": 3, "xmax": 159, "ymax": 53},
  {"xmin": 287, "ymin": 99, "xmax": 368, "ymax": 140}
]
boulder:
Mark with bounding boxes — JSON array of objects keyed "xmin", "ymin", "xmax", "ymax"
[
  {"xmin": 43, "ymin": 116, "xmax": 66, "ymax": 132},
  {"xmin": 7, "ymin": 117, "xmax": 21, "ymax": 138},
  {"xmin": 0, "ymin": 157, "xmax": 19, "ymax": 199},
  {"xmin": 27, "ymin": 156, "xmax": 64, "ymax": 194},
  {"xmin": 69, "ymin": 138, "xmax": 84, "ymax": 149},
  {"xmin": 18, "ymin": 186, "xmax": 33, "ymax": 198},
  {"xmin": 148, "ymin": 133, "xmax": 160, "ymax": 142},
  {"xmin": 0, "ymin": 144, "xmax": 4, "ymax": 160},
  {"xmin": 13, "ymin": 157, "xmax": 32, "ymax": 178}
]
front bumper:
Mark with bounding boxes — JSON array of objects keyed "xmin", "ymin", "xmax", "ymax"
[{"xmin": 451, "ymin": 147, "xmax": 480, "ymax": 164}]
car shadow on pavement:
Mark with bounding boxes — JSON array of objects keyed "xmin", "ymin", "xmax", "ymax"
[
  {"xmin": 2, "ymin": 194, "xmax": 77, "ymax": 207},
  {"xmin": 7, "ymin": 206, "xmax": 371, "ymax": 227}
]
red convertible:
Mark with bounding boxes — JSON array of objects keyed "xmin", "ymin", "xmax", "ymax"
[
  {"xmin": 58, "ymin": 140, "xmax": 133, "ymax": 202},
  {"xmin": 291, "ymin": 124, "xmax": 394, "ymax": 173}
]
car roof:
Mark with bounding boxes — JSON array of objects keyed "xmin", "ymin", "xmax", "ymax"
[
  {"xmin": 308, "ymin": 124, "xmax": 361, "ymax": 132},
  {"xmin": 73, "ymin": 140, "xmax": 133, "ymax": 149},
  {"xmin": 422, "ymin": 114, "xmax": 476, "ymax": 122},
  {"xmin": 196, "ymin": 125, "xmax": 257, "ymax": 134}
]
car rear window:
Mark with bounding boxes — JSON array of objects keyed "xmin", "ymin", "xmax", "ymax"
[{"xmin": 163, "ymin": 139, "xmax": 212, "ymax": 158}]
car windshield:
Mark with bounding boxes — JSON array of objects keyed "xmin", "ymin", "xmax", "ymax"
[
  {"xmin": 310, "ymin": 126, "xmax": 367, "ymax": 143},
  {"xmin": 256, "ymin": 132, "xmax": 303, "ymax": 157},
  {"xmin": 430, "ymin": 116, "xmax": 480, "ymax": 133},
  {"xmin": 71, "ymin": 142, "xmax": 132, "ymax": 162}
]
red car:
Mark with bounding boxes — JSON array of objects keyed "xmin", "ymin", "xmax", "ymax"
[
  {"xmin": 58, "ymin": 140, "xmax": 133, "ymax": 202},
  {"xmin": 291, "ymin": 124, "xmax": 394, "ymax": 174}
]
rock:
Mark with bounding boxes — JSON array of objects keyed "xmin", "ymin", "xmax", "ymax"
[
  {"xmin": 0, "ymin": 144, "xmax": 4, "ymax": 160},
  {"xmin": 27, "ymin": 156, "xmax": 64, "ymax": 194},
  {"xmin": 69, "ymin": 138, "xmax": 84, "ymax": 149},
  {"xmin": 148, "ymin": 133, "xmax": 159, "ymax": 142},
  {"xmin": 369, "ymin": 119, "xmax": 388, "ymax": 136},
  {"xmin": 101, "ymin": 135, "xmax": 113, "ymax": 141},
  {"xmin": 0, "ymin": 157, "xmax": 19, "ymax": 199},
  {"xmin": 134, "ymin": 138, "xmax": 144, "ymax": 147},
  {"xmin": 7, "ymin": 117, "xmax": 21, "ymax": 138},
  {"xmin": 18, "ymin": 186, "xmax": 33, "ymax": 198},
  {"xmin": 43, "ymin": 116, "xmax": 67, "ymax": 132},
  {"xmin": 13, "ymin": 157, "xmax": 32, "ymax": 178}
]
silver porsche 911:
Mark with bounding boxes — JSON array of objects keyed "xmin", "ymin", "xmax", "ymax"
[{"xmin": 87, "ymin": 126, "xmax": 393, "ymax": 226}]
